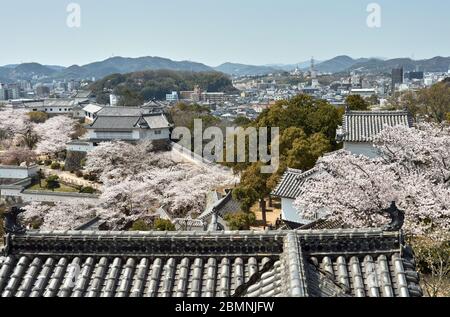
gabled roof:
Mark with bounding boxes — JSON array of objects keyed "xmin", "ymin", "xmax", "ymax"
[
  {"xmin": 338, "ymin": 110, "xmax": 413, "ymax": 143},
  {"xmin": 0, "ymin": 228, "xmax": 422, "ymax": 297},
  {"xmin": 142, "ymin": 100, "xmax": 165, "ymax": 108},
  {"xmin": 82, "ymin": 104, "xmax": 103, "ymax": 114},
  {"xmin": 271, "ymin": 168, "xmax": 318, "ymax": 199},
  {"xmin": 142, "ymin": 114, "xmax": 171, "ymax": 129},
  {"xmin": 199, "ymin": 190, "xmax": 241, "ymax": 221}
]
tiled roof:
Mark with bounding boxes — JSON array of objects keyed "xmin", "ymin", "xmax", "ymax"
[
  {"xmin": 271, "ymin": 168, "xmax": 318, "ymax": 199},
  {"xmin": 82, "ymin": 104, "xmax": 103, "ymax": 114},
  {"xmin": 43, "ymin": 99, "xmax": 77, "ymax": 107},
  {"xmin": 142, "ymin": 114, "xmax": 171, "ymax": 129},
  {"xmin": 198, "ymin": 191, "xmax": 242, "ymax": 231},
  {"xmin": 142, "ymin": 100, "xmax": 165, "ymax": 108},
  {"xmin": 0, "ymin": 228, "xmax": 422, "ymax": 297},
  {"xmin": 22, "ymin": 101, "xmax": 44, "ymax": 108},
  {"xmin": 172, "ymin": 218, "xmax": 205, "ymax": 231},
  {"xmin": 199, "ymin": 190, "xmax": 241, "ymax": 221},
  {"xmin": 73, "ymin": 91, "xmax": 93, "ymax": 99},
  {"xmin": 97, "ymin": 107, "xmax": 145, "ymax": 117},
  {"xmin": 299, "ymin": 218, "xmax": 349, "ymax": 230},
  {"xmin": 339, "ymin": 110, "xmax": 413, "ymax": 143},
  {"xmin": 89, "ymin": 116, "xmax": 140, "ymax": 130}
]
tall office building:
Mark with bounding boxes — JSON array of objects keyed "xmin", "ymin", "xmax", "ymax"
[
  {"xmin": 405, "ymin": 71, "xmax": 424, "ymax": 80},
  {"xmin": 0, "ymin": 88, "xmax": 7, "ymax": 101},
  {"xmin": 392, "ymin": 67, "xmax": 404, "ymax": 90}
]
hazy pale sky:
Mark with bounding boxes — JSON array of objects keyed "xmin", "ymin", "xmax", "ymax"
[{"xmin": 1, "ymin": 0, "xmax": 449, "ymax": 67}]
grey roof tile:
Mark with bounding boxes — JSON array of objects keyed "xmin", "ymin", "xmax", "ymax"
[
  {"xmin": 97, "ymin": 107, "xmax": 144, "ymax": 117},
  {"xmin": 272, "ymin": 168, "xmax": 318, "ymax": 199},
  {"xmin": 142, "ymin": 114, "xmax": 171, "ymax": 129},
  {"xmin": 0, "ymin": 228, "xmax": 422, "ymax": 298},
  {"xmin": 339, "ymin": 110, "xmax": 413, "ymax": 143},
  {"xmin": 89, "ymin": 116, "xmax": 140, "ymax": 130},
  {"xmin": 82, "ymin": 104, "xmax": 103, "ymax": 114}
]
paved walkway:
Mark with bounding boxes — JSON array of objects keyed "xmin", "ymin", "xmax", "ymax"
[{"xmin": 40, "ymin": 167, "xmax": 102, "ymax": 191}]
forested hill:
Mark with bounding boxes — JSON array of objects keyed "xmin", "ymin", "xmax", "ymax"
[{"xmin": 90, "ymin": 70, "xmax": 238, "ymax": 105}]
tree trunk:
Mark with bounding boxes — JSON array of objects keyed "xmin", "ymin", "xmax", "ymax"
[
  {"xmin": 268, "ymin": 196, "xmax": 273, "ymax": 208},
  {"xmin": 260, "ymin": 198, "xmax": 267, "ymax": 226}
]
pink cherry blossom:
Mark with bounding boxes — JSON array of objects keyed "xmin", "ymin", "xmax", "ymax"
[{"xmin": 294, "ymin": 123, "xmax": 450, "ymax": 239}]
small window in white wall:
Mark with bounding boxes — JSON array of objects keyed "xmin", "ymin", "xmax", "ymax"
[{"xmin": 155, "ymin": 130, "xmax": 162, "ymax": 135}]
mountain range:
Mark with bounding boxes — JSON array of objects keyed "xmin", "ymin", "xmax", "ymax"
[{"xmin": 1, "ymin": 55, "xmax": 449, "ymax": 83}]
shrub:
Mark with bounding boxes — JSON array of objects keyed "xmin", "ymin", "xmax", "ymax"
[
  {"xmin": 50, "ymin": 162, "xmax": 61, "ymax": 170},
  {"xmin": 88, "ymin": 174, "xmax": 96, "ymax": 182},
  {"xmin": 45, "ymin": 175, "xmax": 60, "ymax": 191},
  {"xmin": 29, "ymin": 217, "xmax": 44, "ymax": 230},
  {"xmin": 27, "ymin": 111, "xmax": 48, "ymax": 124},
  {"xmin": 152, "ymin": 219, "xmax": 176, "ymax": 231},
  {"xmin": 224, "ymin": 212, "xmax": 256, "ymax": 230},
  {"xmin": 44, "ymin": 159, "xmax": 52, "ymax": 166},
  {"xmin": 60, "ymin": 164, "xmax": 65, "ymax": 171},
  {"xmin": 80, "ymin": 186, "xmax": 95, "ymax": 194},
  {"xmin": 83, "ymin": 174, "xmax": 89, "ymax": 180},
  {"xmin": 75, "ymin": 171, "xmax": 83, "ymax": 178},
  {"xmin": 130, "ymin": 219, "xmax": 152, "ymax": 231}
]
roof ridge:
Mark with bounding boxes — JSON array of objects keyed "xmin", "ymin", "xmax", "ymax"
[
  {"xmin": 346, "ymin": 110, "xmax": 410, "ymax": 115},
  {"xmin": 286, "ymin": 168, "xmax": 303, "ymax": 173}
]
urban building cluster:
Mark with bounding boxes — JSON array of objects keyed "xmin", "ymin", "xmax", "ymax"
[
  {"xmin": 1, "ymin": 59, "xmax": 448, "ymax": 298},
  {"xmin": 0, "ymin": 78, "xmax": 94, "ymax": 101}
]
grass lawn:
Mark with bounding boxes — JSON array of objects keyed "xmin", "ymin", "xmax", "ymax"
[{"xmin": 27, "ymin": 181, "xmax": 79, "ymax": 193}]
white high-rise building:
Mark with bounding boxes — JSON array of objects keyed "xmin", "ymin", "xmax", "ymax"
[{"xmin": 110, "ymin": 94, "xmax": 119, "ymax": 106}]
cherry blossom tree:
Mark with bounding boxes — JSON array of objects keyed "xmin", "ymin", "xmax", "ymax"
[
  {"xmin": 34, "ymin": 115, "xmax": 77, "ymax": 155},
  {"xmin": 85, "ymin": 141, "xmax": 236, "ymax": 228},
  {"xmin": 21, "ymin": 202, "xmax": 101, "ymax": 231},
  {"xmin": 0, "ymin": 147, "xmax": 36, "ymax": 166},
  {"xmin": 294, "ymin": 123, "xmax": 450, "ymax": 238},
  {"xmin": 0, "ymin": 108, "xmax": 39, "ymax": 150},
  {"xmin": 0, "ymin": 108, "xmax": 30, "ymax": 139}
]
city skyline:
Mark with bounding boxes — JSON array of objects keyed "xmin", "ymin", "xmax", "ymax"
[{"xmin": 0, "ymin": 0, "xmax": 449, "ymax": 67}]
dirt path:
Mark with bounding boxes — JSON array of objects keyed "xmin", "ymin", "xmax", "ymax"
[{"xmin": 40, "ymin": 167, "xmax": 101, "ymax": 191}]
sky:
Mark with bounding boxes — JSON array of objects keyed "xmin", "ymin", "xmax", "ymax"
[{"xmin": 0, "ymin": 0, "xmax": 449, "ymax": 67}]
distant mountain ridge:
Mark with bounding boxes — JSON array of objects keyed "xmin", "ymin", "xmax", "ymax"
[
  {"xmin": 1, "ymin": 55, "xmax": 449, "ymax": 83},
  {"xmin": 348, "ymin": 56, "xmax": 450, "ymax": 73},
  {"xmin": 309, "ymin": 56, "xmax": 370, "ymax": 73},
  {"xmin": 0, "ymin": 56, "xmax": 216, "ymax": 82},
  {"xmin": 213, "ymin": 63, "xmax": 281, "ymax": 76}
]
